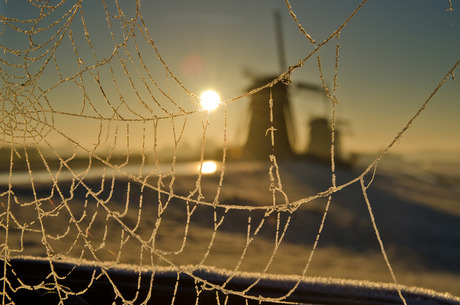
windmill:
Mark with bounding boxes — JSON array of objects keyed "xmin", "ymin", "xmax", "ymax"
[
  {"xmin": 240, "ymin": 11, "xmax": 328, "ymax": 160},
  {"xmin": 238, "ymin": 10, "xmax": 350, "ymax": 165}
]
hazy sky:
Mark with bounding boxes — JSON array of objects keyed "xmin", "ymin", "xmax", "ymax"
[
  {"xmin": 1, "ymin": 0, "xmax": 459, "ymax": 159},
  {"xmin": 144, "ymin": 0, "xmax": 460, "ymax": 156}
]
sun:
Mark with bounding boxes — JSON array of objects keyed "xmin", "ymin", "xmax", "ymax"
[
  {"xmin": 200, "ymin": 161, "xmax": 218, "ymax": 174},
  {"xmin": 200, "ymin": 90, "xmax": 221, "ymax": 111}
]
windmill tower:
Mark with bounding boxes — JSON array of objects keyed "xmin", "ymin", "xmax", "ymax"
[
  {"xmin": 242, "ymin": 76, "xmax": 294, "ymax": 160},
  {"xmin": 305, "ymin": 117, "xmax": 344, "ymax": 163},
  {"xmin": 241, "ymin": 11, "xmax": 295, "ymax": 160}
]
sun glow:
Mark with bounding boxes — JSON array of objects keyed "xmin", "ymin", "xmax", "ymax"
[
  {"xmin": 200, "ymin": 90, "xmax": 221, "ymax": 111},
  {"xmin": 200, "ymin": 161, "xmax": 218, "ymax": 174}
]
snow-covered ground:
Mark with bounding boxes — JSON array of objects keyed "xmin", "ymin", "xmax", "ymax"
[{"xmin": 2, "ymin": 157, "xmax": 460, "ymax": 297}]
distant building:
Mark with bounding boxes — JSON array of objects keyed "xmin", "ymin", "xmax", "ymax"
[
  {"xmin": 242, "ymin": 77, "xmax": 295, "ymax": 160},
  {"xmin": 306, "ymin": 117, "xmax": 343, "ymax": 163}
]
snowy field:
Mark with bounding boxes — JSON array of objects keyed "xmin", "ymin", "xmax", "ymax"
[{"xmin": 2, "ymin": 157, "xmax": 460, "ymax": 298}]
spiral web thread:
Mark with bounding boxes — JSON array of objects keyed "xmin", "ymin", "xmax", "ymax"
[{"xmin": 1, "ymin": 0, "xmax": 459, "ymax": 304}]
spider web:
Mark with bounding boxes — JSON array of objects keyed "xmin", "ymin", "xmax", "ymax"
[{"xmin": 1, "ymin": 0, "xmax": 460, "ymax": 304}]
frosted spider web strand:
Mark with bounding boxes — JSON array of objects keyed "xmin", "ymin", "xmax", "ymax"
[
  {"xmin": 317, "ymin": 54, "xmax": 338, "ymax": 186},
  {"xmin": 221, "ymin": 0, "xmax": 368, "ymax": 107},
  {"xmin": 261, "ymin": 51, "xmax": 341, "ymax": 303},
  {"xmin": 360, "ymin": 176, "xmax": 408, "ymax": 305},
  {"xmin": 283, "ymin": 0, "xmax": 316, "ymax": 45}
]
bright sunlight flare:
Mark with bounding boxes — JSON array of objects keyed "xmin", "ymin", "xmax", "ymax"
[
  {"xmin": 200, "ymin": 90, "xmax": 221, "ymax": 111},
  {"xmin": 200, "ymin": 161, "xmax": 218, "ymax": 174}
]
